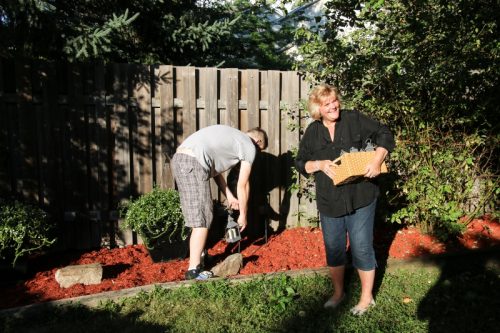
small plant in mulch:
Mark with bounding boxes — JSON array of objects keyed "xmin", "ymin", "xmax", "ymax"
[
  {"xmin": 267, "ymin": 275, "xmax": 299, "ymax": 311},
  {"xmin": 0, "ymin": 198, "xmax": 56, "ymax": 266},
  {"xmin": 119, "ymin": 187, "xmax": 189, "ymax": 250}
]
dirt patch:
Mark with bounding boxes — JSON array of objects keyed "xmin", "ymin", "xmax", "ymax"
[{"xmin": 1, "ymin": 217, "xmax": 498, "ymax": 310}]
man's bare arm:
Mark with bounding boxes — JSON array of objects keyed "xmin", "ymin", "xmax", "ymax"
[
  {"xmin": 214, "ymin": 173, "xmax": 238, "ymax": 209},
  {"xmin": 236, "ymin": 161, "xmax": 252, "ymax": 231}
]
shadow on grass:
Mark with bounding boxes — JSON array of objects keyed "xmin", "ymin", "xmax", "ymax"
[
  {"xmin": 273, "ymin": 248, "xmax": 499, "ymax": 333},
  {"xmin": 274, "ymin": 207, "xmax": 499, "ymax": 333},
  {"xmin": 0, "ymin": 303, "xmax": 165, "ymax": 333},
  {"xmin": 416, "ymin": 247, "xmax": 500, "ymax": 333}
]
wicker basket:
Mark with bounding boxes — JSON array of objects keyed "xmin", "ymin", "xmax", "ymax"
[{"xmin": 328, "ymin": 151, "xmax": 388, "ymax": 185}]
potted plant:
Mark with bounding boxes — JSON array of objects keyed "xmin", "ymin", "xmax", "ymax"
[{"xmin": 120, "ymin": 187, "xmax": 189, "ymax": 262}]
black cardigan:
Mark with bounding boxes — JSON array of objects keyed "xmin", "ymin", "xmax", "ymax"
[{"xmin": 295, "ymin": 110, "xmax": 395, "ymax": 217}]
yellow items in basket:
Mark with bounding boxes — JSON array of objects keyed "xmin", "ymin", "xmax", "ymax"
[{"xmin": 328, "ymin": 151, "xmax": 388, "ymax": 186}]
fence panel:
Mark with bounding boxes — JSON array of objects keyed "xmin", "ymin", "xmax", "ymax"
[
  {"xmin": 0, "ymin": 61, "xmax": 11, "ymax": 194},
  {"xmin": 221, "ymin": 68, "xmax": 239, "ymax": 128},
  {"xmin": 156, "ymin": 64, "xmax": 175, "ymax": 189},
  {"xmin": 16, "ymin": 62, "xmax": 38, "ymax": 202},
  {"xmin": 130, "ymin": 64, "xmax": 153, "ymax": 196},
  {"xmin": 298, "ymin": 78, "xmax": 317, "ymax": 226},
  {"xmin": 0, "ymin": 62, "xmax": 312, "ymax": 250},
  {"xmin": 198, "ymin": 67, "xmax": 219, "ymax": 199},
  {"xmin": 93, "ymin": 63, "xmax": 108, "ymax": 247},
  {"xmin": 266, "ymin": 70, "xmax": 283, "ymax": 230},
  {"xmin": 247, "ymin": 69, "xmax": 260, "ymax": 130},
  {"xmin": 39, "ymin": 62, "xmax": 58, "ymax": 214},
  {"xmin": 111, "ymin": 63, "xmax": 134, "ymax": 246},
  {"xmin": 284, "ymin": 71, "xmax": 301, "ymax": 227},
  {"xmin": 179, "ymin": 66, "xmax": 197, "ymax": 141}
]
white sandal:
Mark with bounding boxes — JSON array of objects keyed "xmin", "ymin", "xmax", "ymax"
[
  {"xmin": 323, "ymin": 294, "xmax": 345, "ymax": 309},
  {"xmin": 350, "ymin": 299, "xmax": 376, "ymax": 315}
]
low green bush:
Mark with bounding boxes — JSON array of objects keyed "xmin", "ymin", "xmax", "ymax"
[
  {"xmin": 389, "ymin": 125, "xmax": 498, "ymax": 239},
  {"xmin": 0, "ymin": 198, "xmax": 56, "ymax": 266},
  {"xmin": 120, "ymin": 187, "xmax": 188, "ymax": 249}
]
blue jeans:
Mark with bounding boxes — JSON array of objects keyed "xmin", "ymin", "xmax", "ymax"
[{"xmin": 320, "ymin": 199, "xmax": 377, "ymax": 271}]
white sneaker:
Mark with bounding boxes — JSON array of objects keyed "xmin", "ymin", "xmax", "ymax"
[{"xmin": 195, "ymin": 270, "xmax": 214, "ymax": 280}]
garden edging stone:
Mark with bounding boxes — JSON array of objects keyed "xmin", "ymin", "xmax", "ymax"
[{"xmin": 1, "ymin": 247, "xmax": 498, "ymax": 319}]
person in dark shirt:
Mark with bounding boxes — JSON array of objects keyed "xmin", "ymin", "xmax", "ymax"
[{"xmin": 295, "ymin": 84, "xmax": 395, "ymax": 315}]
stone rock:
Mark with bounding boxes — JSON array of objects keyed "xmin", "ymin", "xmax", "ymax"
[
  {"xmin": 55, "ymin": 263, "xmax": 103, "ymax": 288},
  {"xmin": 211, "ymin": 253, "xmax": 243, "ymax": 277}
]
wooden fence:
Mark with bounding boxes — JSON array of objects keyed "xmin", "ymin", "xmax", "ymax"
[{"xmin": 0, "ymin": 61, "xmax": 317, "ymax": 250}]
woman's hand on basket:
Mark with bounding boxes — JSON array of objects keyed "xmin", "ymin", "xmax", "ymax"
[
  {"xmin": 320, "ymin": 160, "xmax": 336, "ymax": 178},
  {"xmin": 365, "ymin": 147, "xmax": 388, "ymax": 179},
  {"xmin": 364, "ymin": 162, "xmax": 381, "ymax": 179},
  {"xmin": 307, "ymin": 160, "xmax": 335, "ymax": 177}
]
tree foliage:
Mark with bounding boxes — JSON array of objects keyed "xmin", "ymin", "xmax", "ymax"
[
  {"xmin": 295, "ymin": 0, "xmax": 499, "ymax": 233},
  {"xmin": 296, "ymin": 0, "xmax": 500, "ymax": 130},
  {"xmin": 0, "ymin": 0, "xmax": 295, "ymax": 68}
]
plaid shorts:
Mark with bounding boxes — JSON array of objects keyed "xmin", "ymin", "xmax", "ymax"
[{"xmin": 171, "ymin": 153, "xmax": 213, "ymax": 228}]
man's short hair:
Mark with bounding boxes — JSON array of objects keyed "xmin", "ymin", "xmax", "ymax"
[{"xmin": 247, "ymin": 127, "xmax": 268, "ymax": 150}]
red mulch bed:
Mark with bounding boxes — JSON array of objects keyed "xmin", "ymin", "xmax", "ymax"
[{"xmin": 1, "ymin": 217, "xmax": 498, "ymax": 310}]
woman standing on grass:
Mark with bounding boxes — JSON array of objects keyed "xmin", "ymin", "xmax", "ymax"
[{"xmin": 295, "ymin": 84, "xmax": 395, "ymax": 315}]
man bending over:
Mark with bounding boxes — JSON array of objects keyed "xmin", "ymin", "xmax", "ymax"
[{"xmin": 171, "ymin": 125, "xmax": 268, "ymax": 280}]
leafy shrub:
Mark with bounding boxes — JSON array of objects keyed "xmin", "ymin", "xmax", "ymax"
[
  {"xmin": 389, "ymin": 125, "xmax": 498, "ymax": 239},
  {"xmin": 0, "ymin": 198, "xmax": 56, "ymax": 266},
  {"xmin": 120, "ymin": 187, "xmax": 188, "ymax": 249},
  {"xmin": 294, "ymin": 0, "xmax": 499, "ymax": 239}
]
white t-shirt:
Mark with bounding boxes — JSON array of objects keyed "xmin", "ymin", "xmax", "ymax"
[{"xmin": 178, "ymin": 125, "xmax": 256, "ymax": 178}]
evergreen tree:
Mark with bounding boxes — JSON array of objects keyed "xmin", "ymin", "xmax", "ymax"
[{"xmin": 0, "ymin": 0, "xmax": 297, "ymax": 69}]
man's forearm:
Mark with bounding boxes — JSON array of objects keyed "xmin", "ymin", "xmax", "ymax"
[
  {"xmin": 236, "ymin": 182, "xmax": 250, "ymax": 217},
  {"xmin": 214, "ymin": 174, "xmax": 231, "ymax": 198}
]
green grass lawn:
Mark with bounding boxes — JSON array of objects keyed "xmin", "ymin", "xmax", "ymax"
[{"xmin": 1, "ymin": 256, "xmax": 498, "ymax": 333}]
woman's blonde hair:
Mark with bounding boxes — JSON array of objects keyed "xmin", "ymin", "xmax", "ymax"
[{"xmin": 307, "ymin": 84, "xmax": 341, "ymax": 120}]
